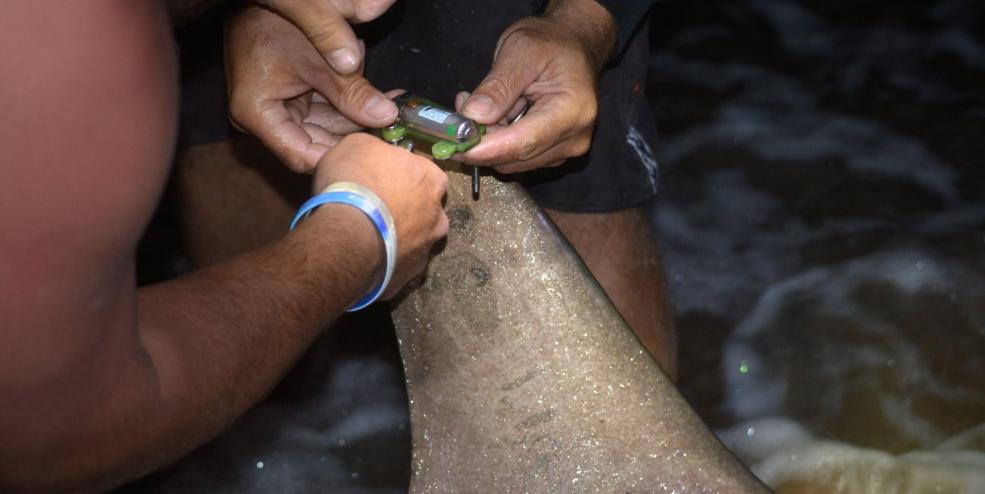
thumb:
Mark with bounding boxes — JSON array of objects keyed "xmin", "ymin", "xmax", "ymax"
[
  {"xmin": 462, "ymin": 31, "xmax": 543, "ymax": 124},
  {"xmin": 308, "ymin": 67, "xmax": 399, "ymax": 127},
  {"xmin": 261, "ymin": 0, "xmax": 362, "ymax": 74}
]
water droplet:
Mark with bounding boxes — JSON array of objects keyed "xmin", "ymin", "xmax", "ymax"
[
  {"xmin": 747, "ymin": 427, "xmax": 755, "ymax": 437},
  {"xmin": 337, "ymin": 438, "xmax": 347, "ymax": 447},
  {"xmin": 351, "ymin": 472, "xmax": 360, "ymax": 480},
  {"xmin": 256, "ymin": 461, "xmax": 264, "ymax": 469}
]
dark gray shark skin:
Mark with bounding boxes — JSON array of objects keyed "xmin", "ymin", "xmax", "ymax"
[{"xmin": 391, "ymin": 165, "xmax": 770, "ymax": 493}]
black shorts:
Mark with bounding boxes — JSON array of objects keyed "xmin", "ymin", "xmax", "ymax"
[{"xmin": 177, "ymin": 2, "xmax": 659, "ymax": 213}]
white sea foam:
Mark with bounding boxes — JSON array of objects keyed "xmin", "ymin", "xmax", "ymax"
[
  {"xmin": 651, "ymin": 55, "xmax": 959, "ymax": 200},
  {"xmin": 720, "ymin": 417, "xmax": 985, "ymax": 493},
  {"xmin": 719, "ymin": 249, "xmax": 985, "ymax": 472}
]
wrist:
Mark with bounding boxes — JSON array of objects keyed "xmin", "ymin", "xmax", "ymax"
[
  {"xmin": 294, "ymin": 203, "xmax": 386, "ymax": 307},
  {"xmin": 541, "ymin": 0, "xmax": 616, "ymax": 71},
  {"xmin": 291, "ymin": 181, "xmax": 398, "ymax": 310}
]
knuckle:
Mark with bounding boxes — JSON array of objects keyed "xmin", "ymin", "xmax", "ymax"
[
  {"xmin": 305, "ymin": 20, "xmax": 347, "ymax": 47},
  {"xmin": 337, "ymin": 132, "xmax": 362, "ymax": 148},
  {"xmin": 336, "ymin": 133, "xmax": 367, "ymax": 154},
  {"xmin": 356, "ymin": 0, "xmax": 394, "ymax": 21},
  {"xmin": 578, "ymin": 112, "xmax": 596, "ymax": 131},
  {"xmin": 226, "ymin": 95, "xmax": 250, "ymax": 124},
  {"xmin": 282, "ymin": 151, "xmax": 309, "ymax": 173},
  {"xmin": 227, "ymin": 110, "xmax": 247, "ymax": 132},
  {"xmin": 338, "ymin": 78, "xmax": 374, "ymax": 107},
  {"xmin": 498, "ymin": 164, "xmax": 520, "ymax": 174},
  {"xmin": 582, "ymin": 100, "xmax": 598, "ymax": 126},
  {"xmin": 348, "ymin": 131, "xmax": 373, "ymax": 144},
  {"xmin": 569, "ymin": 135, "xmax": 592, "ymax": 157},
  {"xmin": 515, "ymin": 137, "xmax": 540, "ymax": 162},
  {"xmin": 436, "ymin": 213, "xmax": 450, "ymax": 237},
  {"xmin": 478, "ymin": 75, "xmax": 513, "ymax": 105},
  {"xmin": 435, "ymin": 169, "xmax": 449, "ymax": 190},
  {"xmin": 501, "ymin": 26, "xmax": 538, "ymax": 50}
]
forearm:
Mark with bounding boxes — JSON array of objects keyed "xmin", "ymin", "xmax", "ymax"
[
  {"xmin": 590, "ymin": 0, "xmax": 658, "ymax": 56},
  {"xmin": 542, "ymin": 0, "xmax": 617, "ymax": 71},
  {"xmin": 2, "ymin": 206, "xmax": 381, "ymax": 492},
  {"xmin": 137, "ymin": 205, "xmax": 381, "ymax": 470},
  {"xmin": 542, "ymin": 0, "xmax": 659, "ymax": 62}
]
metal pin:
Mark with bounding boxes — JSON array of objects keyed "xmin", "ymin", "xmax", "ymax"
[
  {"xmin": 470, "ymin": 102, "xmax": 530, "ymax": 201},
  {"xmin": 471, "ymin": 166, "xmax": 480, "ymax": 199}
]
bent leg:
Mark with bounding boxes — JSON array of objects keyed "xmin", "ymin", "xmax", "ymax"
[
  {"xmin": 175, "ymin": 137, "xmax": 308, "ymax": 267},
  {"xmin": 545, "ymin": 207, "xmax": 677, "ymax": 379}
]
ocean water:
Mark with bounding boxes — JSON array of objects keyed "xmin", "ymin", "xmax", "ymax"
[
  {"xmin": 123, "ymin": 0, "xmax": 985, "ymax": 492},
  {"xmin": 651, "ymin": 0, "xmax": 985, "ymax": 491}
]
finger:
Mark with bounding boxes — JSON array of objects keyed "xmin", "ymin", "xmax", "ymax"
[
  {"xmin": 351, "ymin": 0, "xmax": 397, "ymax": 22},
  {"xmin": 434, "ymin": 211, "xmax": 450, "ymax": 239},
  {"xmin": 461, "ymin": 31, "xmax": 545, "ymax": 124},
  {"xmin": 301, "ymin": 121, "xmax": 344, "ymax": 148},
  {"xmin": 461, "ymin": 101, "xmax": 564, "ymax": 165},
  {"xmin": 458, "ymin": 91, "xmax": 528, "ymax": 126},
  {"xmin": 283, "ymin": 92, "xmax": 312, "ymax": 123},
  {"xmin": 432, "ymin": 165, "xmax": 450, "ymax": 197},
  {"xmin": 307, "ymin": 67, "xmax": 398, "ymax": 127},
  {"xmin": 505, "ymin": 98, "xmax": 530, "ymax": 123},
  {"xmin": 262, "ymin": 0, "xmax": 362, "ymax": 74},
  {"xmin": 252, "ymin": 100, "xmax": 333, "ymax": 172},
  {"xmin": 285, "ymin": 94, "xmax": 359, "ymax": 137},
  {"xmin": 455, "ymin": 91, "xmax": 470, "ymax": 113},
  {"xmin": 318, "ymin": 0, "xmax": 396, "ymax": 22},
  {"xmin": 303, "ymin": 100, "xmax": 364, "ymax": 135},
  {"xmin": 495, "ymin": 149, "xmax": 567, "ymax": 174},
  {"xmin": 301, "ymin": 39, "xmax": 396, "ymax": 126}
]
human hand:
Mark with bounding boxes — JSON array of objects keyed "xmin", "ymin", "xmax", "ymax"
[
  {"xmin": 456, "ymin": 0, "xmax": 616, "ymax": 173},
  {"xmin": 255, "ymin": 0, "xmax": 395, "ymax": 74},
  {"xmin": 226, "ymin": 4, "xmax": 399, "ymax": 173},
  {"xmin": 313, "ymin": 134, "xmax": 449, "ymax": 298}
]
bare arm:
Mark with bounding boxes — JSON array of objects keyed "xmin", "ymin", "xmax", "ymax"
[
  {"xmin": 0, "ymin": 2, "xmax": 445, "ymax": 491},
  {"xmin": 544, "ymin": 0, "xmax": 618, "ymax": 71}
]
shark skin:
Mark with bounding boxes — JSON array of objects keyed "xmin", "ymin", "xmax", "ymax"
[{"xmin": 391, "ymin": 164, "xmax": 770, "ymax": 493}]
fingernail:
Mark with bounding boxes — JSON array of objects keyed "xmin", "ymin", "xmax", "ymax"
[
  {"xmin": 365, "ymin": 96, "xmax": 397, "ymax": 120},
  {"xmin": 464, "ymin": 95, "xmax": 494, "ymax": 118},
  {"xmin": 328, "ymin": 48, "xmax": 359, "ymax": 73}
]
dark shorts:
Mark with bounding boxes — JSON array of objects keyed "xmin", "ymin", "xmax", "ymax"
[{"xmin": 177, "ymin": 2, "xmax": 659, "ymax": 213}]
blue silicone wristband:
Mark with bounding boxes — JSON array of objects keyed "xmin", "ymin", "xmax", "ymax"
[{"xmin": 290, "ymin": 189, "xmax": 393, "ymax": 311}]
